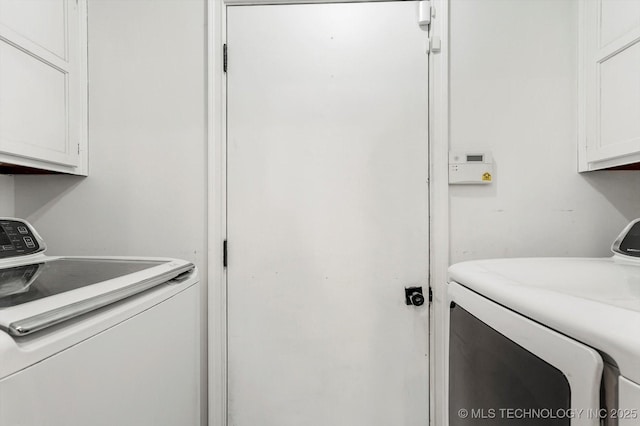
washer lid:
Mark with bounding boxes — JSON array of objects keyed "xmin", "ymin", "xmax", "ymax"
[
  {"xmin": 448, "ymin": 256, "xmax": 640, "ymax": 384},
  {"xmin": 0, "ymin": 256, "xmax": 194, "ymax": 336},
  {"xmin": 0, "ymin": 259, "xmax": 164, "ymax": 307}
]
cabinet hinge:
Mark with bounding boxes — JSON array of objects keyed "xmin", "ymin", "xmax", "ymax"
[
  {"xmin": 223, "ymin": 44, "xmax": 227, "ymax": 73},
  {"xmin": 223, "ymin": 240, "xmax": 228, "ymax": 268},
  {"xmin": 77, "ymin": 144, "xmax": 80, "ymax": 155},
  {"xmin": 428, "ymin": 286, "xmax": 433, "ymax": 303}
]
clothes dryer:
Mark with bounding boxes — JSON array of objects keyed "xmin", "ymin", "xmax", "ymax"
[{"xmin": 448, "ymin": 219, "xmax": 640, "ymax": 426}]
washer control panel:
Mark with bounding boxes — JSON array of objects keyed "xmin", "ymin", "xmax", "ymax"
[
  {"xmin": 0, "ymin": 219, "xmax": 45, "ymax": 259},
  {"xmin": 612, "ymin": 218, "xmax": 640, "ymax": 258}
]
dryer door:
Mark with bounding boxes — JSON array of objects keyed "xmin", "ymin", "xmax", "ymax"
[{"xmin": 448, "ymin": 282, "xmax": 603, "ymax": 426}]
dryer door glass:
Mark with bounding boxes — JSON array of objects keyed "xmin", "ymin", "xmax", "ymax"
[{"xmin": 449, "ymin": 304, "xmax": 571, "ymax": 425}]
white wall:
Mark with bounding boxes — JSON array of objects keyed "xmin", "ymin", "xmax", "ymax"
[
  {"xmin": 0, "ymin": 176, "xmax": 14, "ymax": 217},
  {"xmin": 13, "ymin": 0, "xmax": 207, "ymax": 422},
  {"xmin": 449, "ymin": 0, "xmax": 640, "ymax": 263},
  {"xmin": 14, "ymin": 0, "xmax": 207, "ymax": 261}
]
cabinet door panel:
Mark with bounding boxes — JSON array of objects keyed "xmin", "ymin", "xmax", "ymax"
[
  {"xmin": 0, "ymin": 0, "xmax": 66, "ymax": 60},
  {"xmin": 600, "ymin": 0, "xmax": 640, "ymax": 48},
  {"xmin": 580, "ymin": 0, "xmax": 640, "ymax": 170},
  {"xmin": 0, "ymin": 42, "xmax": 72, "ymax": 165},
  {"xmin": 0, "ymin": 0, "xmax": 84, "ymax": 172},
  {"xmin": 599, "ymin": 42, "xmax": 640, "ymax": 149}
]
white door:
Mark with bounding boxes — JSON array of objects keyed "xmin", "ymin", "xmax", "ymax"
[{"xmin": 226, "ymin": 3, "xmax": 430, "ymax": 426}]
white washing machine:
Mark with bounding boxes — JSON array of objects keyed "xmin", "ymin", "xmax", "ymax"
[
  {"xmin": 0, "ymin": 218, "xmax": 201, "ymax": 426},
  {"xmin": 447, "ymin": 219, "xmax": 640, "ymax": 426}
]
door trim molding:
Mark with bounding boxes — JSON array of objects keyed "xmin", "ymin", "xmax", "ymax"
[
  {"xmin": 428, "ymin": 1, "xmax": 450, "ymax": 426},
  {"xmin": 206, "ymin": 2, "xmax": 450, "ymax": 426},
  {"xmin": 207, "ymin": 2, "xmax": 227, "ymax": 426}
]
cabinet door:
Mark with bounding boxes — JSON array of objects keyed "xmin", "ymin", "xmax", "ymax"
[
  {"xmin": 580, "ymin": 0, "xmax": 640, "ymax": 171},
  {"xmin": 0, "ymin": 0, "xmax": 87, "ymax": 174}
]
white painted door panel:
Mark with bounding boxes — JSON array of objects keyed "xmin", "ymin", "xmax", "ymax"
[
  {"xmin": 227, "ymin": 3, "xmax": 429, "ymax": 426},
  {"xmin": 581, "ymin": 0, "xmax": 640, "ymax": 170},
  {"xmin": 0, "ymin": 43, "xmax": 67, "ymax": 156},
  {"xmin": 0, "ymin": 0, "xmax": 85, "ymax": 171},
  {"xmin": 0, "ymin": 0, "xmax": 66, "ymax": 59}
]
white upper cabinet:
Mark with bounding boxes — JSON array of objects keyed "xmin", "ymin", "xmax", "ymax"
[
  {"xmin": 579, "ymin": 0, "xmax": 640, "ymax": 171},
  {"xmin": 0, "ymin": 0, "xmax": 87, "ymax": 175}
]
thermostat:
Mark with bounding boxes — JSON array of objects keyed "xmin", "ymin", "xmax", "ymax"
[{"xmin": 449, "ymin": 152, "xmax": 494, "ymax": 185}]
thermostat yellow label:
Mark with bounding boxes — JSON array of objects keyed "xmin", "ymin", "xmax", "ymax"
[{"xmin": 482, "ymin": 172, "xmax": 492, "ymax": 182}]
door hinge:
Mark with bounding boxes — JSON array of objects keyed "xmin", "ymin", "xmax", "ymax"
[
  {"xmin": 223, "ymin": 240, "xmax": 228, "ymax": 268},
  {"xmin": 223, "ymin": 44, "xmax": 228, "ymax": 73},
  {"xmin": 428, "ymin": 286, "xmax": 433, "ymax": 303}
]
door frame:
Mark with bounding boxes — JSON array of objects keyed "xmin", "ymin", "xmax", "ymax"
[{"xmin": 206, "ymin": 2, "xmax": 450, "ymax": 426}]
